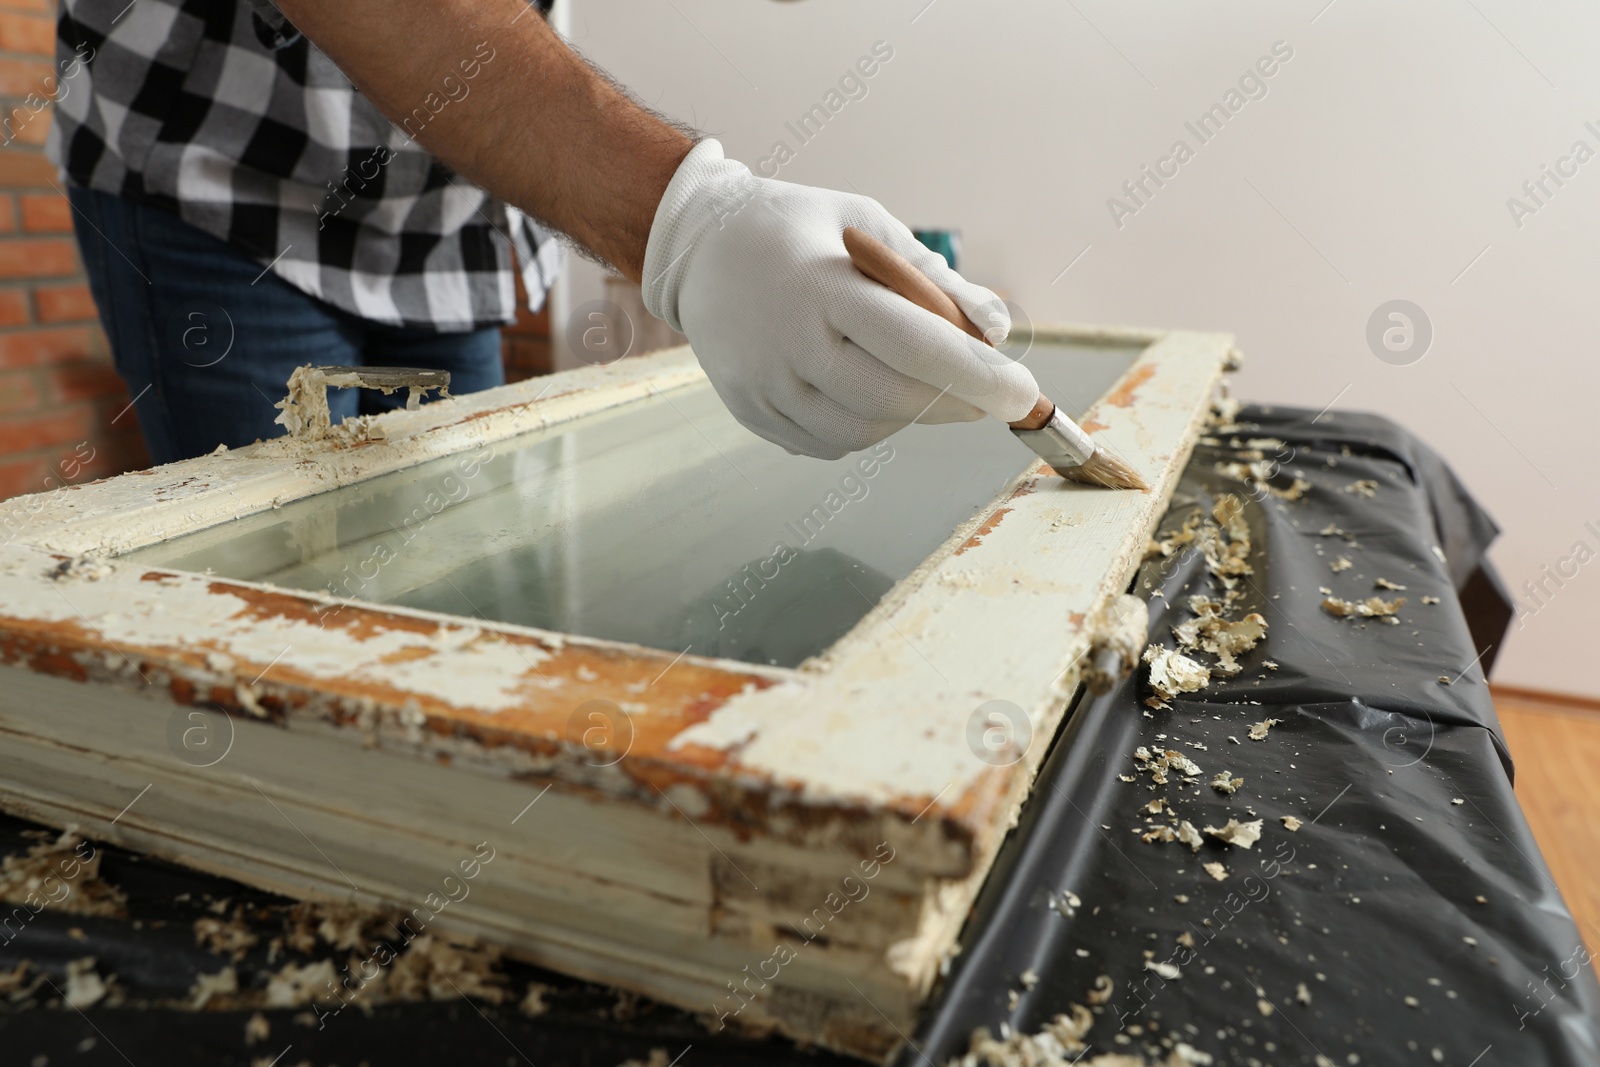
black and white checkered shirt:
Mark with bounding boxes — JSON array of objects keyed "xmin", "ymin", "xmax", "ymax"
[{"xmin": 49, "ymin": 0, "xmax": 562, "ymax": 332}]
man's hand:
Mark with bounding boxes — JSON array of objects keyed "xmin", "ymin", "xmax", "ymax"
[
  {"xmin": 270, "ymin": 1, "xmax": 1037, "ymax": 457},
  {"xmin": 644, "ymin": 142, "xmax": 1037, "ymax": 458}
]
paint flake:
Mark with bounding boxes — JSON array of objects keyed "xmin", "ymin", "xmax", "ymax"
[
  {"xmin": 520, "ymin": 983, "xmax": 550, "ymax": 1016},
  {"xmin": 1247, "ymin": 718, "xmax": 1281, "ymax": 741},
  {"xmin": 1143, "ymin": 645, "xmax": 1211, "ymax": 708},
  {"xmin": 64, "ymin": 957, "xmax": 109, "ymax": 1009},
  {"xmin": 1203, "ymin": 818, "xmax": 1263, "ymax": 850},
  {"xmin": 189, "ymin": 967, "xmax": 239, "ymax": 1010},
  {"xmin": 1210, "ymin": 771, "xmax": 1243, "ymax": 794},
  {"xmin": 1322, "ymin": 595, "xmax": 1405, "ymax": 620}
]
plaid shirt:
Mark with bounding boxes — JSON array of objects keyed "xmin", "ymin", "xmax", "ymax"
[{"xmin": 49, "ymin": 0, "xmax": 562, "ymax": 332}]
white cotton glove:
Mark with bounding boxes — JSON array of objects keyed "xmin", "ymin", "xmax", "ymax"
[{"xmin": 642, "ymin": 140, "xmax": 1039, "ymax": 459}]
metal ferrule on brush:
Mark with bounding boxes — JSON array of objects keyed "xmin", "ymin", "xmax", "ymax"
[{"xmin": 1010, "ymin": 407, "xmax": 1095, "ymax": 474}]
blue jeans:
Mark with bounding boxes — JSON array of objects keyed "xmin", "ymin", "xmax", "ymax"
[{"xmin": 69, "ymin": 187, "xmax": 505, "ymax": 465}]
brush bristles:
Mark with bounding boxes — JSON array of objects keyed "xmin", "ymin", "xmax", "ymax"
[{"xmin": 1062, "ymin": 448, "xmax": 1150, "ymax": 491}]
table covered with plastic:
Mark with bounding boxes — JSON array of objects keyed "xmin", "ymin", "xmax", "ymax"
[{"xmin": 0, "ymin": 405, "xmax": 1594, "ymax": 1067}]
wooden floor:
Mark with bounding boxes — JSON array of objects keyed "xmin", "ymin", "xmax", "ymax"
[{"xmin": 1495, "ymin": 686, "xmax": 1600, "ymax": 952}]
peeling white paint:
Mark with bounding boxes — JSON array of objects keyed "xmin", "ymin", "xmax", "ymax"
[{"xmin": 2, "ymin": 549, "xmax": 550, "ymax": 713}]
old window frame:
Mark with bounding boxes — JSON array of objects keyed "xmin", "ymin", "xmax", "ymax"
[{"xmin": 0, "ymin": 324, "xmax": 1233, "ymax": 1058}]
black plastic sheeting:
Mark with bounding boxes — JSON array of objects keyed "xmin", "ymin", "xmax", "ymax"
[
  {"xmin": 909, "ymin": 406, "xmax": 1600, "ymax": 1067},
  {"xmin": 0, "ymin": 406, "xmax": 1594, "ymax": 1067}
]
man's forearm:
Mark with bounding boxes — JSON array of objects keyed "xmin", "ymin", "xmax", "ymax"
[{"xmin": 275, "ymin": 0, "xmax": 693, "ymax": 281}]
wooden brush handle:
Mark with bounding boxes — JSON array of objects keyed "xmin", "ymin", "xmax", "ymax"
[{"xmin": 842, "ymin": 226, "xmax": 1053, "ymax": 431}]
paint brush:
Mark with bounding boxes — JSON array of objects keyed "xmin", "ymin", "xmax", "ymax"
[{"xmin": 842, "ymin": 227, "xmax": 1149, "ymax": 491}]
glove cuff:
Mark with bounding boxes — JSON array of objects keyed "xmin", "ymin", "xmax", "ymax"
[{"xmin": 641, "ymin": 138, "xmax": 754, "ymax": 332}]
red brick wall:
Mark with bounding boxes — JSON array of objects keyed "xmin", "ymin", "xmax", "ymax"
[{"xmin": 0, "ymin": 0, "xmax": 147, "ymax": 502}]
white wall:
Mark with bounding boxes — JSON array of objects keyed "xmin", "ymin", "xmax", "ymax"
[{"xmin": 556, "ymin": 0, "xmax": 1600, "ymax": 697}]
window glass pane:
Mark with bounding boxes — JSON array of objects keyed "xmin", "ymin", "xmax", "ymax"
[{"xmin": 127, "ymin": 339, "xmax": 1141, "ymax": 667}]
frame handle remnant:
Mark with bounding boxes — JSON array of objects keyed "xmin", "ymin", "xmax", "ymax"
[{"xmin": 273, "ymin": 365, "xmax": 452, "ymax": 440}]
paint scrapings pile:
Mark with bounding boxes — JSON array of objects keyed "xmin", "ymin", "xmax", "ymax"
[
  {"xmin": 0, "ymin": 956, "xmax": 119, "ymax": 1009},
  {"xmin": 256, "ymin": 900, "xmax": 511, "ymax": 1012},
  {"xmin": 0, "ymin": 826, "xmax": 127, "ymax": 918},
  {"xmin": 951, "ymin": 1003, "xmax": 1092, "ymax": 1066},
  {"xmin": 951, "ymin": 989, "xmax": 1219, "ymax": 1067},
  {"xmin": 195, "ymin": 906, "xmax": 259, "ymax": 961},
  {"xmin": 1131, "ymin": 746, "xmax": 1202, "ymax": 786},
  {"xmin": 1127, "ymin": 476, "xmax": 1288, "ymax": 866},
  {"xmin": 1140, "ymin": 493, "xmax": 1270, "ymax": 708},
  {"xmin": 1211, "ymin": 449, "xmax": 1310, "ymax": 501},
  {"xmin": 1322, "ymin": 594, "xmax": 1406, "ymax": 624},
  {"xmin": 1141, "ymin": 647, "xmax": 1210, "ymax": 708},
  {"xmin": 1174, "ymin": 599, "xmax": 1267, "ymax": 678},
  {"xmin": 1020, "ymin": 421, "xmax": 1304, "ymax": 1060},
  {"xmin": 0, "ymin": 892, "xmax": 546, "ymax": 1019}
]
